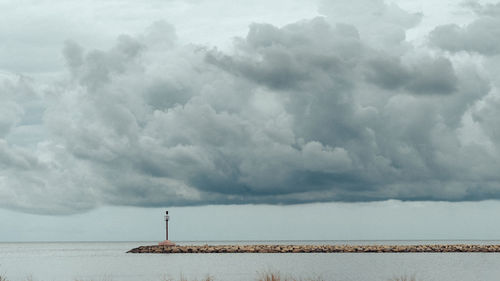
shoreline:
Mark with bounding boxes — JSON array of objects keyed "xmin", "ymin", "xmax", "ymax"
[{"xmin": 127, "ymin": 244, "xmax": 500, "ymax": 253}]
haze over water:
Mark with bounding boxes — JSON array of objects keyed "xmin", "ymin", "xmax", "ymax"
[{"xmin": 1, "ymin": 241, "xmax": 500, "ymax": 281}]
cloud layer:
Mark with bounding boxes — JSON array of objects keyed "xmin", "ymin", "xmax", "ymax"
[{"xmin": 2, "ymin": 0, "xmax": 500, "ymax": 214}]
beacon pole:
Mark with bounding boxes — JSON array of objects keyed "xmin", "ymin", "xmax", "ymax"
[
  {"xmin": 165, "ymin": 211, "xmax": 170, "ymax": 241},
  {"xmin": 159, "ymin": 211, "xmax": 175, "ymax": 246}
]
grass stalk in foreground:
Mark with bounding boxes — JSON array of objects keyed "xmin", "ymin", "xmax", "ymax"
[{"xmin": 258, "ymin": 271, "xmax": 325, "ymax": 281}]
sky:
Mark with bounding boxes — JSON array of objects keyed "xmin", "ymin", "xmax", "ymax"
[{"xmin": 2, "ymin": 0, "xmax": 500, "ymax": 241}]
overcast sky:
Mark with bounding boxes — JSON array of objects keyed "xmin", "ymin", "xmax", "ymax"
[{"xmin": 2, "ymin": 0, "xmax": 500, "ymax": 242}]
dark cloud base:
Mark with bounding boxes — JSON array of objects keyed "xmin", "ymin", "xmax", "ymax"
[{"xmin": 1, "ymin": 0, "xmax": 500, "ymax": 214}]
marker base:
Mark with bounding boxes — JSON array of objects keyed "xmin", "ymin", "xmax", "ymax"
[{"xmin": 158, "ymin": 240, "xmax": 176, "ymax": 246}]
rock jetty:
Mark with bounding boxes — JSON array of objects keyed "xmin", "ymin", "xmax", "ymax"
[{"xmin": 127, "ymin": 244, "xmax": 500, "ymax": 254}]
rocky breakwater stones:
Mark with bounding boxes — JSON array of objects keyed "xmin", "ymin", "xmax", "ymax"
[{"xmin": 127, "ymin": 244, "xmax": 500, "ymax": 254}]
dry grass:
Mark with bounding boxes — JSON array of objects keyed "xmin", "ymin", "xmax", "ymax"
[
  {"xmin": 259, "ymin": 272, "xmax": 284, "ymax": 281},
  {"xmin": 0, "ymin": 273, "xmax": 420, "ymax": 281},
  {"xmin": 257, "ymin": 271, "xmax": 325, "ymax": 281},
  {"xmin": 161, "ymin": 273, "xmax": 214, "ymax": 281}
]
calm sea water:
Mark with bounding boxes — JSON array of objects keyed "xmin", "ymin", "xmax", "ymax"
[{"xmin": 1, "ymin": 241, "xmax": 500, "ymax": 281}]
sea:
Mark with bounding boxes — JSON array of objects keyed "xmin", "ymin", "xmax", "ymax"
[{"xmin": 1, "ymin": 240, "xmax": 499, "ymax": 281}]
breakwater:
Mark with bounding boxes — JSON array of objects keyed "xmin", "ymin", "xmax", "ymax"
[{"xmin": 127, "ymin": 244, "xmax": 500, "ymax": 254}]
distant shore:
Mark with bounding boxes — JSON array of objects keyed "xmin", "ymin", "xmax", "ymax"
[{"xmin": 127, "ymin": 244, "xmax": 500, "ymax": 254}]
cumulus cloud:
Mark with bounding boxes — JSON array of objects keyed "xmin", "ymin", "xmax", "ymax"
[
  {"xmin": 319, "ymin": 0, "xmax": 422, "ymax": 47},
  {"xmin": 365, "ymin": 56, "xmax": 457, "ymax": 94},
  {"xmin": 430, "ymin": 2, "xmax": 500, "ymax": 55},
  {"xmin": 464, "ymin": 1, "xmax": 500, "ymax": 17},
  {"xmin": 2, "ymin": 1, "xmax": 500, "ymax": 214}
]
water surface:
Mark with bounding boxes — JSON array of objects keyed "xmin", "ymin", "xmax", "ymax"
[{"xmin": 0, "ymin": 241, "xmax": 498, "ymax": 281}]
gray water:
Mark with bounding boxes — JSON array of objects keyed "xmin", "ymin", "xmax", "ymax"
[{"xmin": 1, "ymin": 241, "xmax": 500, "ymax": 281}]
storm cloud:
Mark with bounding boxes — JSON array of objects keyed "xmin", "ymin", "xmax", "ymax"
[
  {"xmin": 1, "ymin": 0, "xmax": 500, "ymax": 214},
  {"xmin": 430, "ymin": 1, "xmax": 500, "ymax": 55}
]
